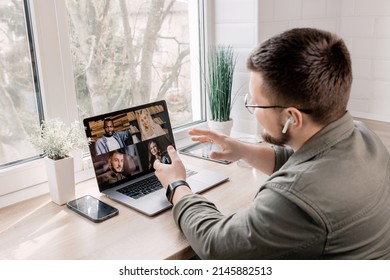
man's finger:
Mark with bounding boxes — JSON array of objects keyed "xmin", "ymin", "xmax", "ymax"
[
  {"xmin": 189, "ymin": 128, "xmax": 220, "ymax": 142},
  {"xmin": 153, "ymin": 158, "xmax": 161, "ymax": 170},
  {"xmin": 189, "ymin": 128, "xmax": 213, "ymax": 137},
  {"xmin": 209, "ymin": 150, "xmax": 223, "ymax": 160},
  {"xmin": 190, "ymin": 136, "xmax": 211, "ymax": 143},
  {"xmin": 166, "ymin": 145, "xmax": 180, "ymax": 162}
]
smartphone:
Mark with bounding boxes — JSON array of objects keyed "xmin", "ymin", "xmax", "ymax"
[{"xmin": 67, "ymin": 195, "xmax": 119, "ymax": 223}]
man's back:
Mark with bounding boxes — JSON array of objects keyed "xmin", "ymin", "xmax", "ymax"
[
  {"xmin": 270, "ymin": 113, "xmax": 390, "ymax": 259},
  {"xmin": 162, "ymin": 28, "xmax": 389, "ymax": 260}
]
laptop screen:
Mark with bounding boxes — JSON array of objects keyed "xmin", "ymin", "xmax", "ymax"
[{"xmin": 83, "ymin": 100, "xmax": 175, "ymax": 192}]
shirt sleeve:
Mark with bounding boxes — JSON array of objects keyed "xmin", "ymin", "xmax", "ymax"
[
  {"xmin": 116, "ymin": 130, "xmax": 130, "ymax": 142},
  {"xmin": 273, "ymin": 146, "xmax": 294, "ymax": 172},
  {"xmin": 95, "ymin": 139, "xmax": 105, "ymax": 155},
  {"xmin": 173, "ymin": 189, "xmax": 326, "ymax": 259}
]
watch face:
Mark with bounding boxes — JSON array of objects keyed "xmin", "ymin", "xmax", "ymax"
[{"xmin": 166, "ymin": 180, "xmax": 189, "ymax": 203}]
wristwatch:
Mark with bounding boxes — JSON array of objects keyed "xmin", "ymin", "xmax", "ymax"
[{"xmin": 166, "ymin": 180, "xmax": 190, "ymax": 203}]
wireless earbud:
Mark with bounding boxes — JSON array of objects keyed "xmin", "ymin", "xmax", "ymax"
[{"xmin": 282, "ymin": 117, "xmax": 294, "ymax": 134}]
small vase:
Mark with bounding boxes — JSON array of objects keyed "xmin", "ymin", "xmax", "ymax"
[
  {"xmin": 208, "ymin": 119, "xmax": 233, "ymax": 136},
  {"xmin": 45, "ymin": 157, "xmax": 76, "ymax": 205}
]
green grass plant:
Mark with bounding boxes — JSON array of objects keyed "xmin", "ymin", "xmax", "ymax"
[{"xmin": 207, "ymin": 45, "xmax": 237, "ymax": 122}]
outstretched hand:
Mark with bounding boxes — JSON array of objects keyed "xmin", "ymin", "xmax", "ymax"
[{"xmin": 188, "ymin": 128, "xmax": 243, "ymax": 163}]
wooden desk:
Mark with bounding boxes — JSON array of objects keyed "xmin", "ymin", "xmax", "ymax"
[{"xmin": 0, "ymin": 154, "xmax": 268, "ymax": 260}]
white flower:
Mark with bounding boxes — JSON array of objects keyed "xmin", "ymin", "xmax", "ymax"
[{"xmin": 29, "ymin": 119, "xmax": 87, "ymax": 160}]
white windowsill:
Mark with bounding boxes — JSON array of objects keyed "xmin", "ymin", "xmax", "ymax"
[
  {"xmin": 0, "ymin": 122, "xmax": 209, "ymax": 209},
  {"xmin": 0, "ymin": 119, "xmax": 260, "ymax": 209}
]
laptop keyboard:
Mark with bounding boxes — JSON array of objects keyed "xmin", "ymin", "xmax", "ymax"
[
  {"xmin": 117, "ymin": 176, "xmax": 163, "ymax": 199},
  {"xmin": 117, "ymin": 169, "xmax": 198, "ymax": 200}
]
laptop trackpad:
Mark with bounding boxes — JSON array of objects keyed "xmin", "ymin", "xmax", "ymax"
[{"xmin": 187, "ymin": 178, "xmax": 208, "ymax": 193}]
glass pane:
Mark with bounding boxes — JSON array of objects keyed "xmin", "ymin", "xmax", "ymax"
[
  {"xmin": 0, "ymin": 0, "xmax": 41, "ymax": 167},
  {"xmin": 65, "ymin": 0, "xmax": 200, "ymax": 128}
]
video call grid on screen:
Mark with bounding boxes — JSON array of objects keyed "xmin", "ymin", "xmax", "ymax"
[{"xmin": 83, "ymin": 101, "xmax": 175, "ymax": 191}]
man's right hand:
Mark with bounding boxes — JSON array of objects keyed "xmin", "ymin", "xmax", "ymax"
[{"xmin": 188, "ymin": 128, "xmax": 244, "ymax": 163}]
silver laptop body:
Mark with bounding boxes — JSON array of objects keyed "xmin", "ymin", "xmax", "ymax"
[{"xmin": 83, "ymin": 100, "xmax": 228, "ymax": 216}]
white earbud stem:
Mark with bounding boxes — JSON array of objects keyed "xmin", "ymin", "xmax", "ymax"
[{"xmin": 282, "ymin": 117, "xmax": 294, "ymax": 134}]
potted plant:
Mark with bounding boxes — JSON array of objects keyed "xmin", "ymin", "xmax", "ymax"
[
  {"xmin": 207, "ymin": 44, "xmax": 237, "ymax": 135},
  {"xmin": 29, "ymin": 119, "xmax": 86, "ymax": 205}
]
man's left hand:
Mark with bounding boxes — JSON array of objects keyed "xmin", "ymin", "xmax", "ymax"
[{"xmin": 154, "ymin": 145, "xmax": 187, "ymax": 189}]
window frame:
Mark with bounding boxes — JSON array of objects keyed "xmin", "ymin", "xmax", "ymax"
[{"xmin": 0, "ymin": 0, "xmax": 207, "ymax": 208}]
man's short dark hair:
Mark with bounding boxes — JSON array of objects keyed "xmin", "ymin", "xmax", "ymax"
[
  {"xmin": 110, "ymin": 150, "xmax": 125, "ymax": 158},
  {"xmin": 247, "ymin": 28, "xmax": 352, "ymax": 124},
  {"xmin": 103, "ymin": 118, "xmax": 113, "ymax": 126}
]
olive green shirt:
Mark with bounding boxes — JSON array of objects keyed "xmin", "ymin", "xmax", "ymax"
[{"xmin": 173, "ymin": 112, "xmax": 390, "ymax": 259}]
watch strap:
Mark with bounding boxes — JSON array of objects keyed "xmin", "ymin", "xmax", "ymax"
[{"xmin": 166, "ymin": 180, "xmax": 190, "ymax": 203}]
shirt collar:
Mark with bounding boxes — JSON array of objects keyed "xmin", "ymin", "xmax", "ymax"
[{"xmin": 283, "ymin": 112, "xmax": 355, "ymax": 168}]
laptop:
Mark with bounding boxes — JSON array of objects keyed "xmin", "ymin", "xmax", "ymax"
[{"xmin": 83, "ymin": 100, "xmax": 228, "ymax": 216}]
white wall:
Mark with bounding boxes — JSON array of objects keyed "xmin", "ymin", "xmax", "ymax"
[
  {"xmin": 208, "ymin": 0, "xmax": 260, "ymax": 135},
  {"xmin": 210, "ymin": 0, "xmax": 390, "ymax": 135},
  {"xmin": 340, "ymin": 0, "xmax": 390, "ymax": 122}
]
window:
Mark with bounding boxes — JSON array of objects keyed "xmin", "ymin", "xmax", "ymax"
[
  {"xmin": 0, "ymin": 0, "xmax": 43, "ymax": 167},
  {"xmin": 66, "ymin": 0, "xmax": 204, "ymax": 129},
  {"xmin": 0, "ymin": 0, "xmax": 205, "ymax": 207}
]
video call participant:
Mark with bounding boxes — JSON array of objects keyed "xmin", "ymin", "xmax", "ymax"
[
  {"xmin": 148, "ymin": 140, "xmax": 171, "ymax": 170},
  {"xmin": 95, "ymin": 118, "xmax": 138, "ymax": 155},
  {"xmin": 137, "ymin": 108, "xmax": 166, "ymax": 141},
  {"xmin": 98, "ymin": 150, "xmax": 126, "ymax": 185}
]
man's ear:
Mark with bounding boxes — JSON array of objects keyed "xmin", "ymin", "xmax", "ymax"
[{"xmin": 284, "ymin": 108, "xmax": 303, "ymax": 131}]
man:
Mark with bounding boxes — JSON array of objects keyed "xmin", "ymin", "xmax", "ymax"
[
  {"xmin": 153, "ymin": 28, "xmax": 390, "ymax": 259},
  {"xmin": 98, "ymin": 150, "xmax": 126, "ymax": 185},
  {"xmin": 95, "ymin": 118, "xmax": 139, "ymax": 155}
]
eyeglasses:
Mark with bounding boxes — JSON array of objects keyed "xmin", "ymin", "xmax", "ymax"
[{"xmin": 244, "ymin": 93, "xmax": 312, "ymax": 114}]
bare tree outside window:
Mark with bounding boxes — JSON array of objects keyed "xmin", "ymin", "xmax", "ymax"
[
  {"xmin": 66, "ymin": 0, "xmax": 196, "ymax": 127},
  {"xmin": 0, "ymin": 0, "xmax": 200, "ymax": 167}
]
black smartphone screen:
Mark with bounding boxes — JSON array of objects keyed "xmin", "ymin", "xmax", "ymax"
[{"xmin": 67, "ymin": 195, "xmax": 119, "ymax": 222}]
